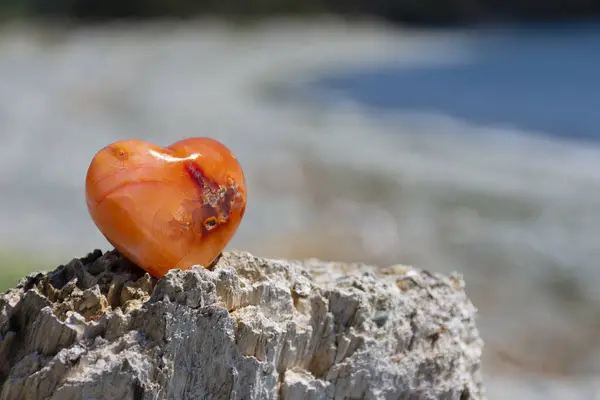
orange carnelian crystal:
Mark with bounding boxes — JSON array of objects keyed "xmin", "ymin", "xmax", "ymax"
[{"xmin": 85, "ymin": 137, "xmax": 247, "ymax": 279}]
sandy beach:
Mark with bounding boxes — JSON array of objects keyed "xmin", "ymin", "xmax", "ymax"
[{"xmin": 1, "ymin": 18, "xmax": 600, "ymax": 398}]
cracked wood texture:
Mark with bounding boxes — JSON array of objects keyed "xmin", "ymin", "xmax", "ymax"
[{"xmin": 0, "ymin": 250, "xmax": 485, "ymax": 400}]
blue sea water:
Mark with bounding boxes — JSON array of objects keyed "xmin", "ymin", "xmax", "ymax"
[{"xmin": 315, "ymin": 22, "xmax": 600, "ymax": 143}]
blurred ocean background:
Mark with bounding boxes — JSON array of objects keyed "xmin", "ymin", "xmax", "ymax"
[{"xmin": 1, "ymin": 2, "xmax": 600, "ymax": 398}]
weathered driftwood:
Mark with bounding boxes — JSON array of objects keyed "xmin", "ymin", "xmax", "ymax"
[{"xmin": 0, "ymin": 249, "xmax": 485, "ymax": 399}]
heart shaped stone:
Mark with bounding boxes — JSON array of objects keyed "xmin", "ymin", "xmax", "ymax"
[{"xmin": 85, "ymin": 137, "xmax": 247, "ymax": 278}]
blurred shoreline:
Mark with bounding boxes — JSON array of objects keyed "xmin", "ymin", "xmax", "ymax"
[
  {"xmin": 1, "ymin": 18, "xmax": 600, "ymax": 398},
  {"xmin": 0, "ymin": 17, "xmax": 419, "ymax": 257}
]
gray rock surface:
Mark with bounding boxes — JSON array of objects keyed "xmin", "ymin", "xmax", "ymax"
[{"xmin": 0, "ymin": 249, "xmax": 485, "ymax": 399}]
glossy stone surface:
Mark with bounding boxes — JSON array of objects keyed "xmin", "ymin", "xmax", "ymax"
[{"xmin": 85, "ymin": 137, "xmax": 246, "ymax": 278}]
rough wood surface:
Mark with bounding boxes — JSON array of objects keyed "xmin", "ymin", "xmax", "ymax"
[{"xmin": 0, "ymin": 250, "xmax": 485, "ymax": 399}]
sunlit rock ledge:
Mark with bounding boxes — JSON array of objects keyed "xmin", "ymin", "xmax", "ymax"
[{"xmin": 0, "ymin": 249, "xmax": 485, "ymax": 399}]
